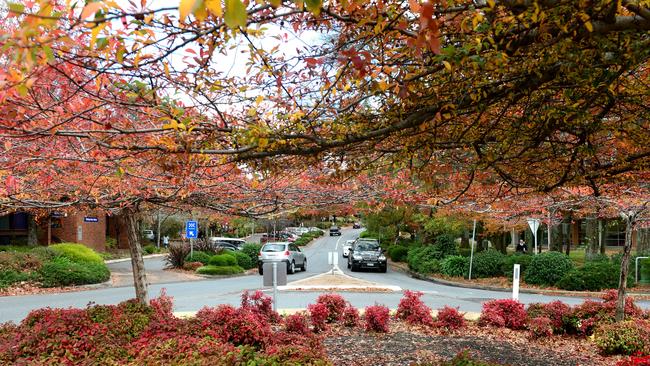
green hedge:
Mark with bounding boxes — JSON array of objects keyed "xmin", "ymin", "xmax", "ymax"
[
  {"xmin": 50, "ymin": 243, "xmax": 104, "ymax": 265},
  {"xmin": 525, "ymin": 251, "xmax": 573, "ymax": 286},
  {"xmin": 441, "ymin": 256, "xmax": 469, "ymax": 278},
  {"xmin": 241, "ymin": 244, "xmax": 261, "ymax": 265},
  {"xmin": 501, "ymin": 254, "xmax": 533, "ymax": 278},
  {"xmin": 0, "ymin": 269, "xmax": 30, "ymax": 288},
  {"xmin": 471, "ymin": 250, "xmax": 506, "ymax": 278},
  {"xmin": 196, "ymin": 265, "xmax": 244, "ymax": 275},
  {"xmin": 208, "ymin": 253, "xmax": 238, "ymax": 267},
  {"xmin": 556, "ymin": 261, "xmax": 633, "ymax": 291},
  {"xmin": 433, "ymin": 234, "xmax": 457, "ymax": 257},
  {"xmin": 407, "ymin": 246, "xmax": 444, "ymax": 273},
  {"xmin": 39, "ymin": 257, "xmax": 110, "ymax": 287},
  {"xmin": 231, "ymin": 251, "xmax": 253, "ymax": 269},
  {"xmin": 388, "ymin": 245, "xmax": 408, "ymax": 262},
  {"xmin": 185, "ymin": 251, "xmax": 212, "ymax": 265},
  {"xmin": 143, "ymin": 244, "xmax": 158, "ymax": 255}
]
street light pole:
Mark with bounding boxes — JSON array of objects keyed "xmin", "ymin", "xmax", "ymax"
[{"xmin": 469, "ymin": 219, "xmax": 477, "ymax": 280}]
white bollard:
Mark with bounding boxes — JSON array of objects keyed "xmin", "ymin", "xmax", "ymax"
[{"xmin": 512, "ymin": 264, "xmax": 520, "ymax": 300}]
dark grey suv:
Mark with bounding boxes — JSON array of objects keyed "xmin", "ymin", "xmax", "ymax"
[{"xmin": 347, "ymin": 239, "xmax": 387, "ymax": 272}]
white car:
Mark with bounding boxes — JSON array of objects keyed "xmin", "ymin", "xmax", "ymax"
[
  {"xmin": 342, "ymin": 240, "xmax": 355, "ymax": 257},
  {"xmin": 143, "ymin": 230, "xmax": 155, "ymax": 240}
]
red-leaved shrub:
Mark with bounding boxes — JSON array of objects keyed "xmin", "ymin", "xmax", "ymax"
[
  {"xmin": 241, "ymin": 290, "xmax": 281, "ymax": 323},
  {"xmin": 365, "ymin": 305, "xmax": 390, "ymax": 333},
  {"xmin": 342, "ymin": 305, "xmax": 360, "ymax": 327},
  {"xmin": 529, "ymin": 317, "xmax": 553, "ymax": 338},
  {"xmin": 395, "ymin": 290, "xmax": 434, "ymax": 326},
  {"xmin": 284, "ymin": 312, "xmax": 311, "ymax": 335},
  {"xmin": 308, "ymin": 303, "xmax": 329, "ymax": 333},
  {"xmin": 617, "ymin": 353, "xmax": 650, "ymax": 366},
  {"xmin": 479, "ymin": 299, "xmax": 527, "ymax": 329},
  {"xmin": 436, "ymin": 306, "xmax": 466, "ymax": 330},
  {"xmin": 316, "ymin": 293, "xmax": 347, "ymax": 323},
  {"xmin": 264, "ymin": 331, "xmax": 328, "ymax": 364},
  {"xmin": 526, "ymin": 300, "xmax": 571, "ymax": 334}
]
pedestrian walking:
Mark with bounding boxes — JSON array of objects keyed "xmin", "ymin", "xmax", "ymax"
[
  {"xmin": 516, "ymin": 239, "xmax": 528, "ymax": 253},
  {"xmin": 162, "ymin": 235, "xmax": 169, "ymax": 247}
]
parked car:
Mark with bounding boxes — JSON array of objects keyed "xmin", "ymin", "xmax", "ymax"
[
  {"xmin": 143, "ymin": 230, "xmax": 155, "ymax": 240},
  {"xmin": 352, "ymin": 222, "xmax": 361, "ymax": 229},
  {"xmin": 208, "ymin": 237, "xmax": 246, "ymax": 249},
  {"xmin": 212, "ymin": 241, "xmax": 242, "ymax": 251},
  {"xmin": 329, "ymin": 226, "xmax": 341, "ymax": 236},
  {"xmin": 347, "ymin": 239, "xmax": 386, "ymax": 272},
  {"xmin": 258, "ymin": 242, "xmax": 306, "ymax": 275},
  {"xmin": 342, "ymin": 240, "xmax": 355, "ymax": 257}
]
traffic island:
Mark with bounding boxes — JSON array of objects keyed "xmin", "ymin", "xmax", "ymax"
[{"xmin": 278, "ymin": 268, "xmax": 401, "ymax": 292}]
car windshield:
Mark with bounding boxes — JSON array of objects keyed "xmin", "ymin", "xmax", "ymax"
[
  {"xmin": 355, "ymin": 243, "xmax": 380, "ymax": 251},
  {"xmin": 262, "ymin": 244, "xmax": 286, "ymax": 252},
  {"xmin": 331, "ymin": 227, "xmax": 339, "ymax": 230}
]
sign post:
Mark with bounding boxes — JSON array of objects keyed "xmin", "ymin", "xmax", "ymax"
[
  {"xmin": 186, "ymin": 220, "xmax": 198, "ymax": 258},
  {"xmin": 263, "ymin": 261, "xmax": 287, "ymax": 311},
  {"xmin": 328, "ymin": 251, "xmax": 339, "ymax": 274},
  {"xmin": 527, "ymin": 218, "xmax": 540, "ymax": 254},
  {"xmin": 468, "ymin": 219, "xmax": 477, "ymax": 280},
  {"xmin": 512, "ymin": 264, "xmax": 521, "ymax": 300}
]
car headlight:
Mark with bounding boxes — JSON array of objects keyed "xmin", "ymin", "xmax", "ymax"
[
  {"xmin": 378, "ymin": 255, "xmax": 386, "ymax": 261},
  {"xmin": 353, "ymin": 254, "xmax": 362, "ymax": 260}
]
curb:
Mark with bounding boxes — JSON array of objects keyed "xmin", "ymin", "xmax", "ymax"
[
  {"xmin": 390, "ymin": 261, "xmax": 650, "ymax": 299},
  {"xmin": 105, "ymin": 253, "xmax": 167, "ymax": 264}
]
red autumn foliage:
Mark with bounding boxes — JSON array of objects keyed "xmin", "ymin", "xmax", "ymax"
[
  {"xmin": 436, "ymin": 306, "xmax": 466, "ymax": 330},
  {"xmin": 241, "ymin": 290, "xmax": 281, "ymax": 323},
  {"xmin": 284, "ymin": 312, "xmax": 311, "ymax": 335},
  {"xmin": 479, "ymin": 299, "xmax": 527, "ymax": 330},
  {"xmin": 617, "ymin": 353, "xmax": 650, "ymax": 366},
  {"xmin": 342, "ymin": 305, "xmax": 360, "ymax": 328},
  {"xmin": 395, "ymin": 290, "xmax": 434, "ymax": 326},
  {"xmin": 308, "ymin": 303, "xmax": 330, "ymax": 333},
  {"xmin": 529, "ymin": 317, "xmax": 553, "ymax": 338},
  {"xmin": 365, "ymin": 305, "xmax": 390, "ymax": 333},
  {"xmin": 316, "ymin": 293, "xmax": 347, "ymax": 323}
]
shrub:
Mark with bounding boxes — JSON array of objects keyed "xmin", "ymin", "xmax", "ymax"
[
  {"xmin": 182, "ymin": 261, "xmax": 203, "ymax": 271},
  {"xmin": 316, "ymin": 293, "xmax": 347, "ymax": 323},
  {"xmin": 208, "ymin": 253, "xmax": 238, "ymax": 266},
  {"xmin": 165, "ymin": 243, "xmax": 190, "ymax": 268},
  {"xmin": 525, "ymin": 251, "xmax": 573, "ymax": 286},
  {"xmin": 342, "ymin": 305, "xmax": 360, "ymax": 327},
  {"xmin": 0, "ymin": 269, "xmax": 30, "ymax": 288},
  {"xmin": 308, "ymin": 303, "xmax": 329, "ymax": 333},
  {"xmin": 284, "ymin": 313, "xmax": 311, "ymax": 335},
  {"xmin": 436, "ymin": 306, "xmax": 466, "ymax": 330},
  {"xmin": 241, "ymin": 290, "xmax": 281, "ymax": 323},
  {"xmin": 438, "ymin": 351, "xmax": 505, "ymax": 366},
  {"xmin": 388, "ymin": 245, "xmax": 409, "ymax": 262},
  {"xmin": 501, "ymin": 254, "xmax": 533, "ymax": 278},
  {"xmin": 529, "ymin": 317, "xmax": 553, "ymax": 338},
  {"xmin": 241, "ymin": 243, "xmax": 262, "ymax": 265},
  {"xmin": 143, "ymin": 244, "xmax": 157, "ymax": 255},
  {"xmin": 617, "ymin": 354, "xmax": 650, "ymax": 366},
  {"xmin": 365, "ymin": 305, "xmax": 390, "ymax": 333},
  {"xmin": 440, "ymin": 255, "xmax": 469, "ymax": 277},
  {"xmin": 195, "ymin": 265, "xmax": 243, "ymax": 275},
  {"xmin": 49, "ymin": 243, "xmax": 104, "ymax": 264},
  {"xmin": 39, "ymin": 257, "xmax": 110, "ymax": 287},
  {"xmin": 231, "ymin": 250, "xmax": 254, "ymax": 269},
  {"xmin": 471, "ymin": 250, "xmax": 506, "ymax": 278},
  {"xmin": 595, "ymin": 320, "xmax": 650, "ymax": 355},
  {"xmin": 407, "ymin": 245, "xmax": 443, "ymax": 273},
  {"xmin": 185, "ymin": 251, "xmax": 211, "ymax": 265},
  {"xmin": 433, "ymin": 233, "xmax": 457, "ymax": 257},
  {"xmin": 557, "ymin": 261, "xmax": 630, "ymax": 291},
  {"xmin": 479, "ymin": 299, "xmax": 527, "ymax": 329},
  {"xmin": 396, "ymin": 290, "xmax": 434, "ymax": 326},
  {"xmin": 420, "ymin": 259, "xmax": 441, "ymax": 274}
]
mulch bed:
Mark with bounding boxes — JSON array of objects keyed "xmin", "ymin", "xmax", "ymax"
[{"xmin": 322, "ymin": 322, "xmax": 620, "ymax": 365}]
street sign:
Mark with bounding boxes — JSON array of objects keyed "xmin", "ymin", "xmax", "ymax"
[
  {"xmin": 185, "ymin": 220, "xmax": 198, "ymax": 239},
  {"xmin": 263, "ymin": 262, "xmax": 287, "ymax": 286},
  {"xmin": 527, "ymin": 218, "xmax": 541, "ymax": 254},
  {"xmin": 83, "ymin": 217, "xmax": 98, "ymax": 222}
]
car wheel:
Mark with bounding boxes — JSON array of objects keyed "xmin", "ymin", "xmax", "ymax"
[
  {"xmin": 347, "ymin": 260, "xmax": 351, "ymax": 269},
  {"xmin": 380, "ymin": 265, "xmax": 387, "ymax": 273},
  {"xmin": 350, "ymin": 263, "xmax": 357, "ymax": 272},
  {"xmin": 288, "ymin": 261, "xmax": 295, "ymax": 274},
  {"xmin": 301, "ymin": 259, "xmax": 307, "ymax": 271},
  {"xmin": 258, "ymin": 265, "xmax": 263, "ymax": 275}
]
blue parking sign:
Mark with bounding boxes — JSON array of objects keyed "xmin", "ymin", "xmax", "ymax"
[{"xmin": 186, "ymin": 221, "xmax": 198, "ymax": 239}]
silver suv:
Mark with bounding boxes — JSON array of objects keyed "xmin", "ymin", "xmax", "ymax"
[{"xmin": 258, "ymin": 242, "xmax": 306, "ymax": 275}]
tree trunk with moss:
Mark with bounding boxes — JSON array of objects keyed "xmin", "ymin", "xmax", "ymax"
[
  {"xmin": 27, "ymin": 215, "xmax": 38, "ymax": 247},
  {"xmin": 124, "ymin": 207, "xmax": 148, "ymax": 304},
  {"xmin": 585, "ymin": 218, "xmax": 599, "ymax": 260},
  {"xmin": 616, "ymin": 213, "xmax": 636, "ymax": 322}
]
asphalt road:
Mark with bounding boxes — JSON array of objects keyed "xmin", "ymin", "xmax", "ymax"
[{"xmin": 1, "ymin": 228, "xmax": 648, "ymax": 323}]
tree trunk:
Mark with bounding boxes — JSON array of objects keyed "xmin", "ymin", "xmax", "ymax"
[
  {"xmin": 637, "ymin": 227, "xmax": 650, "ymax": 255},
  {"xmin": 124, "ymin": 208, "xmax": 149, "ymax": 304},
  {"xmin": 599, "ymin": 220, "xmax": 606, "ymax": 255},
  {"xmin": 585, "ymin": 218, "xmax": 598, "ymax": 260},
  {"xmin": 616, "ymin": 213, "xmax": 636, "ymax": 322},
  {"xmin": 27, "ymin": 214, "xmax": 38, "ymax": 247}
]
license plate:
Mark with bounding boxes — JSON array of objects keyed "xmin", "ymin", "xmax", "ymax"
[{"xmin": 366, "ymin": 263, "xmax": 374, "ymax": 266}]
